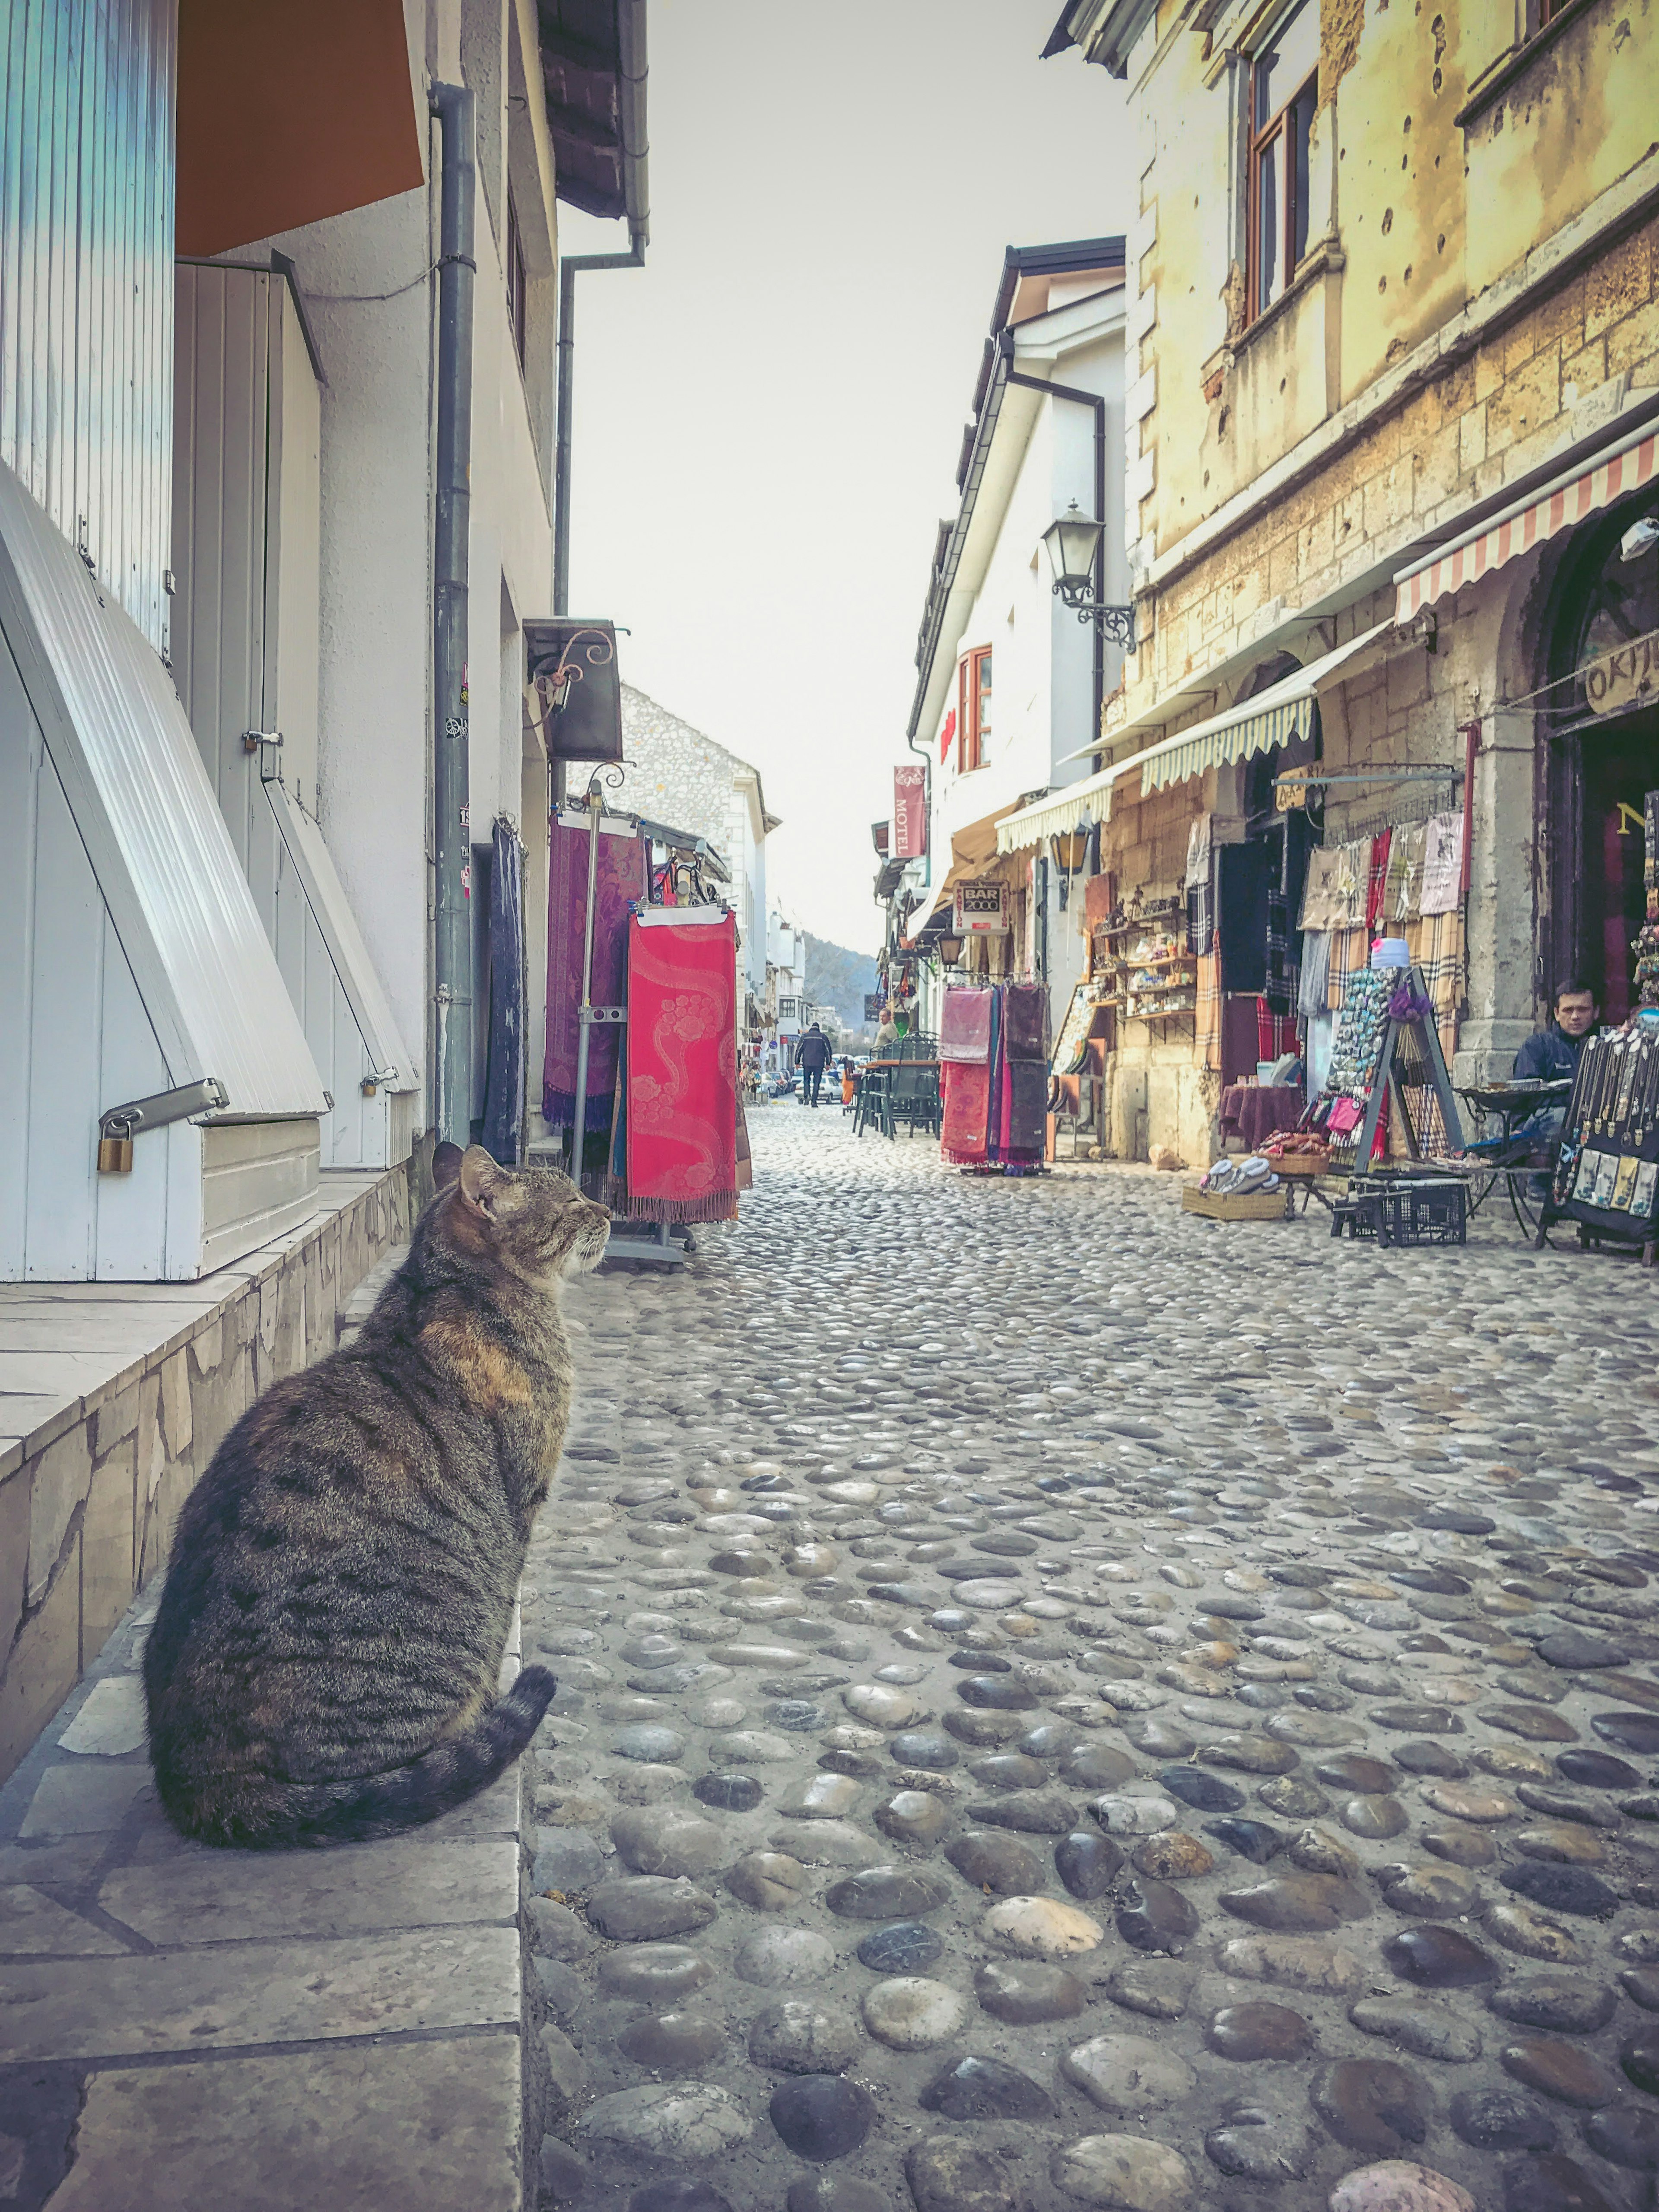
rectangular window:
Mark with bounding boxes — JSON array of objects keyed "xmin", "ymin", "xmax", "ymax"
[
  {"xmin": 958, "ymin": 646, "xmax": 993, "ymax": 772},
  {"xmin": 1247, "ymin": 3, "xmax": 1319, "ymax": 323},
  {"xmin": 506, "ymin": 189, "xmax": 528, "ymax": 368}
]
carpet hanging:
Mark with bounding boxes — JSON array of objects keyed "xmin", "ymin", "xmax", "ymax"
[
  {"xmin": 543, "ymin": 814, "xmax": 645, "ymax": 1127},
  {"xmin": 625, "ymin": 910, "xmax": 739, "ymax": 1221}
]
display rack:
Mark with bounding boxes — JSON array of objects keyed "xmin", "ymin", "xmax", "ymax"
[{"xmin": 1536, "ymin": 1025, "xmax": 1659, "ymax": 1265}]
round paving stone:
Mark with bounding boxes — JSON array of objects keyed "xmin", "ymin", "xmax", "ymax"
[
  {"xmin": 1342, "ymin": 1794, "xmax": 1411, "ymax": 1839},
  {"xmin": 1620, "ymin": 2026, "xmax": 1659, "ymax": 2093},
  {"xmin": 1219, "ymin": 1872, "xmax": 1370, "ymax": 1932},
  {"xmin": 612, "ymin": 1725, "xmax": 688, "ymax": 1762},
  {"xmin": 855, "ymin": 1919, "xmax": 944, "ymax": 1973},
  {"xmin": 1312, "ymin": 2059, "xmax": 1431, "ymax": 2154},
  {"xmin": 1448, "ymin": 2085, "xmax": 1559, "ymax": 2150},
  {"xmin": 1499, "ymin": 2153, "xmax": 1618, "ymax": 2211},
  {"xmin": 1394, "ymin": 1742, "xmax": 1470, "ymax": 1777},
  {"xmin": 747, "ymin": 2001, "xmax": 862, "ymax": 2074},
  {"xmin": 1584, "ymin": 2103, "xmax": 1659, "ymax": 2170},
  {"xmin": 1489, "ymin": 1975, "xmax": 1617, "ymax": 2034},
  {"xmin": 824, "ymin": 1867, "xmax": 948, "ymax": 1920},
  {"xmin": 1203, "ymin": 2100, "xmax": 1315, "ymax": 2183},
  {"xmin": 581, "ymin": 2084, "xmax": 752, "ymax": 2158},
  {"xmin": 1203, "ymin": 1817, "xmax": 1285, "ymax": 1864},
  {"xmin": 918, "ymin": 2054, "xmax": 1055, "ymax": 2120},
  {"xmin": 692, "ymin": 1773, "xmax": 762, "ymax": 1812},
  {"xmin": 1558, "ymin": 1748, "xmax": 1641, "ymax": 1789},
  {"xmin": 1049, "ymin": 2134, "xmax": 1195, "ymax": 2209},
  {"xmin": 1500, "ymin": 2038, "xmax": 1620, "ymax": 2108},
  {"xmin": 861, "ymin": 1976, "xmax": 969, "ymax": 2050},
  {"xmin": 1133, "ymin": 1831, "xmax": 1215, "ymax": 1881},
  {"xmin": 1064, "ymin": 1744, "xmax": 1139, "ymax": 1789},
  {"xmin": 1061, "ymin": 2033, "xmax": 1197, "ymax": 2110},
  {"xmin": 1382, "ymin": 1925, "xmax": 1499, "ymax": 1986},
  {"xmin": 905, "ymin": 2137, "xmax": 1026, "ymax": 2212},
  {"xmin": 891, "ymin": 1730, "xmax": 958, "ymax": 1769},
  {"xmin": 946, "ymin": 1831, "xmax": 1046, "ymax": 1894},
  {"xmin": 1115, "ymin": 1878, "xmax": 1200, "ymax": 1954},
  {"xmin": 1056, "ymin": 1829, "xmax": 1125, "ymax": 1900},
  {"xmin": 1156, "ymin": 1766, "xmax": 1244, "ymax": 1813},
  {"xmin": 769, "ymin": 2074, "xmax": 875, "ymax": 2163},
  {"xmin": 1257, "ymin": 1777, "xmax": 1331, "ymax": 1818},
  {"xmin": 1593, "ymin": 1710, "xmax": 1659, "ymax": 1755},
  {"xmin": 1314, "ymin": 1754, "xmax": 1397, "ymax": 1793},
  {"xmin": 597, "ymin": 1943, "xmax": 716, "ymax": 2001},
  {"xmin": 1499, "ymin": 1862, "xmax": 1619, "ymax": 1918},
  {"xmin": 1377, "ymin": 1865, "xmax": 1484, "ymax": 1920},
  {"xmin": 1204, "ymin": 2002, "xmax": 1313, "ymax": 2061},
  {"xmin": 973, "ymin": 1957, "xmax": 1089, "ymax": 2022},
  {"xmin": 874, "ymin": 1790, "xmax": 951, "ymax": 1847},
  {"xmin": 586, "ymin": 1878, "xmax": 718, "ymax": 1942},
  {"xmin": 733, "ymin": 1926, "xmax": 838, "ymax": 1987},
  {"xmin": 725, "ymin": 1852, "xmax": 809, "ymax": 1910},
  {"xmin": 957, "ymin": 1674, "xmax": 1038, "ymax": 1711},
  {"xmin": 1347, "ymin": 2000, "xmax": 1483, "ymax": 2063}
]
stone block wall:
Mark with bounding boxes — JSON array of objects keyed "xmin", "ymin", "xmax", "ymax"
[{"xmin": 0, "ymin": 1167, "xmax": 413, "ymax": 1784}]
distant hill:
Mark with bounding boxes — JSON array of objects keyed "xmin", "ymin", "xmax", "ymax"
[{"xmin": 803, "ymin": 933, "xmax": 879, "ymax": 1030}]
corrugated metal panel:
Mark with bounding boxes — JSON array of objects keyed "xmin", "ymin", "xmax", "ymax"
[
  {"xmin": 0, "ymin": 629, "xmax": 206, "ymax": 1282},
  {"xmin": 0, "ymin": 0, "xmax": 176, "ymax": 652},
  {"xmin": 0, "ymin": 452, "xmax": 328, "ymax": 1121}
]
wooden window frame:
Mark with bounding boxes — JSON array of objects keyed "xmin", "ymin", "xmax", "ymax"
[
  {"xmin": 506, "ymin": 188, "xmax": 528, "ymax": 369},
  {"xmin": 958, "ymin": 646, "xmax": 992, "ymax": 772},
  {"xmin": 1245, "ymin": 39, "xmax": 1317, "ymax": 325}
]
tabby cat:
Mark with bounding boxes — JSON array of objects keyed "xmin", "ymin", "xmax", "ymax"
[{"xmin": 144, "ymin": 1144, "xmax": 609, "ymax": 1849}]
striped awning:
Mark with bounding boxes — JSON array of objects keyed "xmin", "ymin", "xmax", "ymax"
[
  {"xmin": 1128, "ymin": 620, "xmax": 1394, "ymax": 795},
  {"xmin": 1395, "ymin": 424, "xmax": 1658, "ymax": 622},
  {"xmin": 996, "ymin": 761, "xmax": 1121, "ymax": 853}
]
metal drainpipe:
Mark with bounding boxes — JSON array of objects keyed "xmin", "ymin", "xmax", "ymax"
[{"xmin": 430, "ymin": 83, "xmax": 477, "ymax": 1146}]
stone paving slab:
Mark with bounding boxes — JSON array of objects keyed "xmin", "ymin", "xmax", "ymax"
[{"xmin": 0, "ymin": 1555, "xmax": 528, "ymax": 2207}]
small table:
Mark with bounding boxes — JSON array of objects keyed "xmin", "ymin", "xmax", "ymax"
[
  {"xmin": 1220, "ymin": 1084, "xmax": 1305, "ymax": 1153},
  {"xmin": 1454, "ymin": 1078, "xmax": 1573, "ymax": 1236}
]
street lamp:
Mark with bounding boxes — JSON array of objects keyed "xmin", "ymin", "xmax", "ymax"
[{"xmin": 1040, "ymin": 502, "xmax": 1137, "ymax": 650}]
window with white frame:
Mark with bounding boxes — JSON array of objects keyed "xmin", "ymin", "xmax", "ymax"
[{"xmin": 1247, "ymin": 3, "xmax": 1320, "ymax": 323}]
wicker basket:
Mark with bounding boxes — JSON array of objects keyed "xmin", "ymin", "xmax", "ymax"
[{"xmin": 1181, "ymin": 1182, "xmax": 1290, "ymax": 1221}]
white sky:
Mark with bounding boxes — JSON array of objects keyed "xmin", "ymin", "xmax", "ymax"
[{"xmin": 562, "ymin": 0, "xmax": 1135, "ymax": 953}]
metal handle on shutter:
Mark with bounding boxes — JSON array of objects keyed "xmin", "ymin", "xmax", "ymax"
[{"xmin": 97, "ymin": 1078, "xmax": 229, "ymax": 1173}]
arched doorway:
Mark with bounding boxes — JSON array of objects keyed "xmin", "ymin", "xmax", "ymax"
[{"xmin": 1544, "ymin": 502, "xmax": 1659, "ymax": 1020}]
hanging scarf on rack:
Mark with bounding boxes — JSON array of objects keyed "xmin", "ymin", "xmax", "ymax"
[{"xmin": 1365, "ymin": 830, "xmax": 1393, "ymax": 932}]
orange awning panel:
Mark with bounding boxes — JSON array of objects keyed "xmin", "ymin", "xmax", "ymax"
[{"xmin": 177, "ymin": 0, "xmax": 425, "ymax": 257}]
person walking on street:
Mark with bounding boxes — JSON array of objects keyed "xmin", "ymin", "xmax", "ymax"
[{"xmin": 794, "ymin": 1023, "xmax": 833, "ymax": 1107}]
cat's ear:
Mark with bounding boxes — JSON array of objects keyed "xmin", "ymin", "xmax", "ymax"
[
  {"xmin": 458, "ymin": 1144, "xmax": 509, "ymax": 1217},
  {"xmin": 432, "ymin": 1141, "xmax": 465, "ymax": 1191}
]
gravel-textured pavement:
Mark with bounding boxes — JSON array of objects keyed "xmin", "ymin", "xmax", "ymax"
[{"xmin": 523, "ymin": 1101, "xmax": 1659, "ymax": 2212}]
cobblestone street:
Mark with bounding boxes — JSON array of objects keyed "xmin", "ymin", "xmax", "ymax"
[{"xmin": 524, "ymin": 1106, "xmax": 1659, "ymax": 2212}]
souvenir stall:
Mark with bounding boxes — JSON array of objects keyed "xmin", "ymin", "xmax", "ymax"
[
  {"xmin": 541, "ymin": 788, "xmax": 749, "ymax": 1265},
  {"xmin": 939, "ymin": 980, "xmax": 1048, "ymax": 1174},
  {"xmin": 1537, "ymin": 788, "xmax": 1659, "ymax": 1264}
]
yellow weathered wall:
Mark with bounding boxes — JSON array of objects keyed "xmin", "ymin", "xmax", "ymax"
[{"xmin": 1132, "ymin": 0, "xmax": 1658, "ymax": 570}]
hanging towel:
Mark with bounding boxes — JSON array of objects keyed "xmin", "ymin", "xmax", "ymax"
[
  {"xmin": 544, "ymin": 815, "xmax": 646, "ymax": 1125},
  {"xmin": 1421, "ymin": 812, "xmax": 1463, "ymax": 915},
  {"xmin": 1002, "ymin": 981, "xmax": 1047, "ymax": 1062},
  {"xmin": 940, "ymin": 985, "xmax": 994, "ymax": 1063},
  {"xmin": 1299, "ymin": 847, "xmax": 1344, "ymax": 931},
  {"xmin": 624, "ymin": 910, "xmax": 738, "ymax": 1222},
  {"xmin": 1391, "ymin": 822, "xmax": 1428, "ymax": 922},
  {"xmin": 1185, "ymin": 814, "xmax": 1213, "ymax": 889},
  {"xmin": 1298, "ymin": 931, "xmax": 1331, "ymax": 1019},
  {"xmin": 1365, "ymin": 830, "xmax": 1393, "ymax": 931},
  {"xmin": 941, "ymin": 1059, "xmax": 990, "ymax": 1163},
  {"xmin": 1196, "ymin": 951, "xmax": 1222, "ymax": 1073}
]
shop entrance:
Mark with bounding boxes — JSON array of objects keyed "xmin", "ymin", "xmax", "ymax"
[{"xmin": 1546, "ymin": 502, "xmax": 1659, "ymax": 1019}]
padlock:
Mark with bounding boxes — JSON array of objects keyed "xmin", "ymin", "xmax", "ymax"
[{"xmin": 98, "ymin": 1135, "xmax": 134, "ymax": 1173}]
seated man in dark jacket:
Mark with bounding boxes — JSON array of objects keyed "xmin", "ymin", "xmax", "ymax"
[
  {"xmin": 1514, "ymin": 979, "xmax": 1600, "ymax": 1187},
  {"xmin": 1514, "ymin": 978, "xmax": 1600, "ymax": 1084}
]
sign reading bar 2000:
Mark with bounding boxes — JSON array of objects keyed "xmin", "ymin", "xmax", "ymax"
[{"xmin": 954, "ymin": 879, "xmax": 1007, "ymax": 934}]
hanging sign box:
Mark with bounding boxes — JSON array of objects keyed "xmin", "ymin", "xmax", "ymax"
[
  {"xmin": 522, "ymin": 618, "xmax": 624, "ymax": 761},
  {"xmin": 954, "ymin": 879, "xmax": 1007, "ymax": 935}
]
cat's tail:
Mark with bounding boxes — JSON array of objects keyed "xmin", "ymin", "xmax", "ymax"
[{"xmin": 189, "ymin": 1665, "xmax": 559, "ymax": 1848}]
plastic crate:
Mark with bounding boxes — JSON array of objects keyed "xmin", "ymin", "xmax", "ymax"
[{"xmin": 1331, "ymin": 1171, "xmax": 1468, "ymax": 1247}]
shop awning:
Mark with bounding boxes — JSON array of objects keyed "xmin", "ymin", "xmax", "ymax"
[
  {"xmin": 996, "ymin": 764, "xmax": 1120, "ymax": 853},
  {"xmin": 1395, "ymin": 422, "xmax": 1658, "ymax": 623},
  {"xmin": 908, "ymin": 805, "xmax": 1009, "ymax": 933},
  {"xmin": 1119, "ymin": 620, "xmax": 1395, "ymax": 796}
]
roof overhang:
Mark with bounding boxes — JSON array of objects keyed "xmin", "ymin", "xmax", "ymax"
[
  {"xmin": 175, "ymin": 0, "xmax": 426, "ymax": 257},
  {"xmin": 1041, "ymin": 0, "xmax": 1157, "ymax": 76},
  {"xmin": 540, "ymin": 0, "xmax": 650, "ymax": 234}
]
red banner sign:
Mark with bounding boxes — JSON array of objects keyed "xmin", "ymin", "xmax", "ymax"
[{"xmin": 893, "ymin": 765, "xmax": 927, "ymax": 859}]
